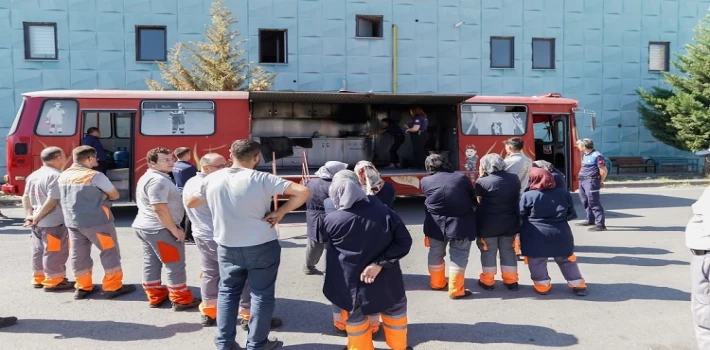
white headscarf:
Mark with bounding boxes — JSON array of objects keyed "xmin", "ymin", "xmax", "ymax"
[
  {"xmin": 314, "ymin": 161, "xmax": 348, "ymax": 180},
  {"xmin": 354, "ymin": 161, "xmax": 385, "ymax": 195},
  {"xmin": 329, "ymin": 170, "xmax": 369, "ymax": 210}
]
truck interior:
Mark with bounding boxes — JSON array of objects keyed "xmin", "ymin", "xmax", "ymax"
[
  {"xmin": 249, "ymin": 91, "xmax": 474, "ymax": 176},
  {"xmin": 533, "ymin": 114, "xmax": 571, "ymax": 189}
]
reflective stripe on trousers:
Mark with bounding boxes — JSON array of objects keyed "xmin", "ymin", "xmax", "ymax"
[
  {"xmin": 527, "ymin": 255, "xmax": 586, "ymax": 293},
  {"xmin": 31, "ymin": 224, "xmax": 70, "ymax": 288},
  {"xmin": 69, "ymin": 223, "xmax": 123, "ymax": 292},
  {"xmin": 427, "ymin": 237, "xmax": 472, "ymax": 297},
  {"xmin": 476, "ymin": 236, "xmax": 518, "ymax": 286},
  {"xmin": 342, "ymin": 296, "xmax": 408, "ymax": 350},
  {"xmin": 135, "ymin": 228, "xmax": 194, "ymax": 305}
]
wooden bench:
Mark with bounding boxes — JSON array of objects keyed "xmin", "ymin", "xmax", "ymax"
[
  {"xmin": 653, "ymin": 157, "xmax": 700, "ymax": 172},
  {"xmin": 608, "ymin": 156, "xmax": 656, "ymax": 174}
]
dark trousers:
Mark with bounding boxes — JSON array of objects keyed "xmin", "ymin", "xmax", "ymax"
[
  {"xmin": 410, "ymin": 132, "xmax": 427, "ymax": 169},
  {"xmin": 181, "ymin": 214, "xmax": 193, "ymax": 241},
  {"xmin": 578, "ymin": 179, "xmax": 605, "ymax": 227},
  {"xmin": 389, "ymin": 135, "xmax": 405, "ymax": 165},
  {"xmin": 215, "ymin": 240, "xmax": 281, "ymax": 350}
]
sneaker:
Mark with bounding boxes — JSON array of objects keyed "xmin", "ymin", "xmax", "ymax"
[
  {"xmin": 172, "ymin": 298, "xmax": 201, "ymax": 311},
  {"xmin": 240, "ymin": 317, "xmax": 284, "ymax": 331},
  {"xmin": 588, "ymin": 226, "xmax": 608, "ymax": 232},
  {"xmin": 449, "ymin": 289, "xmax": 473, "ymax": 300},
  {"xmin": 105, "ymin": 284, "xmax": 137, "ymax": 299},
  {"xmin": 149, "ymin": 298, "xmax": 168, "ymax": 308},
  {"xmin": 534, "ymin": 288, "xmax": 550, "ymax": 296},
  {"xmin": 505, "ymin": 282, "xmax": 520, "ymax": 291},
  {"xmin": 33, "ymin": 283, "xmax": 44, "ymax": 289},
  {"xmin": 74, "ymin": 288, "xmax": 96, "ymax": 300},
  {"xmin": 303, "ymin": 266, "xmax": 320, "ymax": 275},
  {"xmin": 477, "ymin": 280, "xmax": 494, "ymax": 291},
  {"xmin": 573, "ymin": 287, "xmax": 588, "ymax": 297},
  {"xmin": 0, "ymin": 316, "xmax": 17, "ymax": 328},
  {"xmin": 44, "ymin": 279, "xmax": 75, "ymax": 292},
  {"xmin": 575, "ymin": 222, "xmax": 594, "ymax": 227},
  {"xmin": 265, "ymin": 337, "xmax": 282, "ymax": 350},
  {"xmin": 201, "ymin": 315, "xmax": 216, "ymax": 327}
]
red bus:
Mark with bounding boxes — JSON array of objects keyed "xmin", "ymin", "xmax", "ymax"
[{"xmin": 3, "ymin": 90, "xmax": 589, "ymax": 201}]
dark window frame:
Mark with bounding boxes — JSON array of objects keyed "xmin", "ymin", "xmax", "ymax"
[
  {"xmin": 258, "ymin": 29, "xmax": 288, "ymax": 64},
  {"xmin": 355, "ymin": 15, "xmax": 384, "ymax": 39},
  {"xmin": 490, "ymin": 36, "xmax": 515, "ymax": 69},
  {"xmin": 648, "ymin": 41, "xmax": 670, "ymax": 72},
  {"xmin": 532, "ymin": 38, "xmax": 556, "ymax": 69},
  {"xmin": 23, "ymin": 22, "xmax": 58, "ymax": 60},
  {"xmin": 135, "ymin": 25, "xmax": 168, "ymax": 62}
]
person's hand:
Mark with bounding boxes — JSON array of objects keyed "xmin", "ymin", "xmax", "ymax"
[
  {"xmin": 263, "ymin": 211, "xmax": 285, "ymax": 227},
  {"xmin": 23, "ymin": 215, "xmax": 35, "ymax": 228},
  {"xmin": 600, "ymin": 182, "xmax": 605, "ymax": 189},
  {"xmin": 360, "ymin": 264, "xmax": 383, "ymax": 284},
  {"xmin": 171, "ymin": 228, "xmax": 186, "ymax": 242}
]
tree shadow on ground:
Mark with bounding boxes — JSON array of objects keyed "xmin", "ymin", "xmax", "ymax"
[
  {"xmin": 576, "ymin": 255, "xmax": 688, "ymax": 267},
  {"xmin": 575, "ymin": 245, "xmax": 672, "ymax": 255},
  {"xmin": 1, "ymin": 319, "xmax": 201, "ymax": 341},
  {"xmin": 604, "ymin": 226, "xmax": 686, "ymax": 232},
  {"xmin": 0, "ymin": 218, "xmax": 30, "ymax": 235}
]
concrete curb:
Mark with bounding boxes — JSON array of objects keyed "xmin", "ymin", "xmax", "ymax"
[{"xmin": 604, "ymin": 179, "xmax": 710, "ymax": 188}]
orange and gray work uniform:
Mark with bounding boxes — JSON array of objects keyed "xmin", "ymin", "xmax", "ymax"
[
  {"xmin": 183, "ymin": 173, "xmax": 250, "ymax": 320},
  {"xmin": 333, "ymin": 305, "xmax": 381, "ymax": 336},
  {"xmin": 334, "ymin": 297, "xmax": 407, "ymax": 350},
  {"xmin": 133, "ymin": 169, "xmax": 195, "ymax": 306},
  {"xmin": 25, "ymin": 166, "xmax": 69, "ymax": 288},
  {"xmin": 58, "ymin": 163, "xmax": 124, "ymax": 292}
]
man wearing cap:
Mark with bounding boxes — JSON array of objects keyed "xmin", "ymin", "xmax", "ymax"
[{"xmin": 575, "ymin": 138, "xmax": 607, "ymax": 231}]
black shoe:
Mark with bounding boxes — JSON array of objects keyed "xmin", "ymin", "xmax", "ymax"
[
  {"xmin": 201, "ymin": 315, "xmax": 216, "ymax": 327},
  {"xmin": 0, "ymin": 317, "xmax": 17, "ymax": 328},
  {"xmin": 505, "ymin": 282, "xmax": 520, "ymax": 291},
  {"xmin": 44, "ymin": 279, "xmax": 74, "ymax": 292},
  {"xmin": 575, "ymin": 222, "xmax": 594, "ymax": 227},
  {"xmin": 303, "ymin": 266, "xmax": 321, "ymax": 275},
  {"xmin": 335, "ymin": 326, "xmax": 347, "ymax": 336},
  {"xmin": 450, "ymin": 289, "xmax": 473, "ymax": 300},
  {"xmin": 588, "ymin": 226, "xmax": 608, "ymax": 232},
  {"xmin": 517, "ymin": 255, "xmax": 525, "ymax": 262},
  {"xmin": 172, "ymin": 298, "xmax": 201, "ymax": 311},
  {"xmin": 185, "ymin": 238, "xmax": 196, "ymax": 245},
  {"xmin": 264, "ymin": 337, "xmax": 281, "ymax": 349},
  {"xmin": 149, "ymin": 298, "xmax": 168, "ymax": 308},
  {"xmin": 74, "ymin": 288, "xmax": 96, "ymax": 300},
  {"xmin": 477, "ymin": 280, "xmax": 494, "ymax": 291},
  {"xmin": 240, "ymin": 317, "xmax": 283, "ymax": 331},
  {"xmin": 573, "ymin": 287, "xmax": 588, "ymax": 296},
  {"xmin": 33, "ymin": 283, "xmax": 44, "ymax": 289},
  {"xmin": 105, "ymin": 284, "xmax": 137, "ymax": 299}
]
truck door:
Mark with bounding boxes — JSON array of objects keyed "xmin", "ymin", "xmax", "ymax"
[{"xmin": 551, "ymin": 115, "xmax": 570, "ymax": 188}]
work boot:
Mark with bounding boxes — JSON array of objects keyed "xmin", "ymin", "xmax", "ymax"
[
  {"xmin": 0, "ymin": 316, "xmax": 17, "ymax": 328},
  {"xmin": 450, "ymin": 289, "xmax": 473, "ymax": 300},
  {"xmin": 505, "ymin": 282, "xmax": 520, "ymax": 291},
  {"xmin": 264, "ymin": 337, "xmax": 282, "ymax": 349},
  {"xmin": 573, "ymin": 287, "xmax": 588, "ymax": 297},
  {"xmin": 149, "ymin": 298, "xmax": 168, "ymax": 308},
  {"xmin": 240, "ymin": 317, "xmax": 283, "ymax": 331},
  {"xmin": 588, "ymin": 226, "xmax": 607, "ymax": 232},
  {"xmin": 172, "ymin": 298, "xmax": 201, "ymax": 311},
  {"xmin": 575, "ymin": 221, "xmax": 594, "ymax": 227},
  {"xmin": 33, "ymin": 283, "xmax": 44, "ymax": 289},
  {"xmin": 477, "ymin": 280, "xmax": 494, "ymax": 291},
  {"xmin": 74, "ymin": 288, "xmax": 96, "ymax": 300},
  {"xmin": 201, "ymin": 315, "xmax": 216, "ymax": 327},
  {"xmin": 105, "ymin": 284, "xmax": 137, "ymax": 299},
  {"xmin": 303, "ymin": 266, "xmax": 320, "ymax": 275},
  {"xmin": 44, "ymin": 279, "xmax": 74, "ymax": 292}
]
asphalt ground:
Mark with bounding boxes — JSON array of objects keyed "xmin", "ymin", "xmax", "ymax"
[{"xmin": 0, "ymin": 186, "xmax": 701, "ymax": 349}]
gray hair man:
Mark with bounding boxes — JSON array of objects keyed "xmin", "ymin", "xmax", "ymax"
[{"xmin": 575, "ymin": 138, "xmax": 607, "ymax": 231}]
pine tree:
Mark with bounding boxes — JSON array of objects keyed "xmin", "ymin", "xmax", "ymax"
[
  {"xmin": 637, "ymin": 14, "xmax": 710, "ymax": 152},
  {"xmin": 146, "ymin": 0, "xmax": 276, "ymax": 91}
]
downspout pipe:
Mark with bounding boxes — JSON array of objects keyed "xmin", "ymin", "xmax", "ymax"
[{"xmin": 392, "ymin": 24, "xmax": 398, "ymax": 93}]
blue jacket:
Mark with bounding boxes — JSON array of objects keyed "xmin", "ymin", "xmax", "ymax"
[
  {"xmin": 81, "ymin": 135, "xmax": 106, "ymax": 161},
  {"xmin": 375, "ymin": 182, "xmax": 396, "ymax": 210},
  {"xmin": 323, "ymin": 199, "xmax": 412, "ymax": 315},
  {"xmin": 421, "ymin": 171, "xmax": 477, "ymax": 241},
  {"xmin": 519, "ymin": 188, "xmax": 578, "ymax": 257},
  {"xmin": 305, "ymin": 177, "xmax": 331, "ymax": 243},
  {"xmin": 475, "ymin": 171, "xmax": 521, "ymax": 238},
  {"xmin": 172, "ymin": 160, "xmax": 198, "ymax": 193}
]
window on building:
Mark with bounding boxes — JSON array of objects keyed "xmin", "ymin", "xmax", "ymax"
[
  {"xmin": 356, "ymin": 15, "xmax": 383, "ymax": 38},
  {"xmin": 35, "ymin": 100, "xmax": 78, "ymax": 136},
  {"xmin": 649, "ymin": 42, "xmax": 670, "ymax": 72},
  {"xmin": 23, "ymin": 22, "xmax": 58, "ymax": 60},
  {"xmin": 460, "ymin": 104, "xmax": 527, "ymax": 136},
  {"xmin": 136, "ymin": 26, "xmax": 167, "ymax": 62},
  {"xmin": 141, "ymin": 100, "xmax": 215, "ymax": 136},
  {"xmin": 259, "ymin": 29, "xmax": 287, "ymax": 64},
  {"xmin": 490, "ymin": 37, "xmax": 514, "ymax": 68},
  {"xmin": 532, "ymin": 38, "xmax": 555, "ymax": 69}
]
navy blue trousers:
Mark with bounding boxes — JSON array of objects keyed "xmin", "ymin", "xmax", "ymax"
[{"xmin": 578, "ymin": 179, "xmax": 605, "ymax": 227}]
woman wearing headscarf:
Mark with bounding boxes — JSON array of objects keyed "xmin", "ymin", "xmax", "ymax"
[
  {"xmin": 303, "ymin": 161, "xmax": 348, "ymax": 275},
  {"xmin": 520, "ymin": 167, "xmax": 587, "ymax": 296},
  {"xmin": 532, "ymin": 160, "xmax": 567, "ymax": 190},
  {"xmin": 323, "ymin": 174, "xmax": 413, "ymax": 350},
  {"xmin": 421, "ymin": 154, "xmax": 477, "ymax": 299},
  {"xmin": 475, "ymin": 153, "xmax": 521, "ymax": 291},
  {"xmin": 354, "ymin": 161, "xmax": 396, "ymax": 209}
]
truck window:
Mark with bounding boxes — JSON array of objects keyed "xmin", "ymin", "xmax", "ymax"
[
  {"xmin": 460, "ymin": 104, "xmax": 527, "ymax": 136},
  {"xmin": 8, "ymin": 99, "xmax": 25, "ymax": 136},
  {"xmin": 115, "ymin": 114, "xmax": 131, "ymax": 138},
  {"xmin": 140, "ymin": 100, "xmax": 215, "ymax": 136},
  {"xmin": 35, "ymin": 99, "xmax": 78, "ymax": 136},
  {"xmin": 83, "ymin": 112, "xmax": 112, "ymax": 138}
]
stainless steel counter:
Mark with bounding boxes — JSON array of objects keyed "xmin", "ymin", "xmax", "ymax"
[{"xmin": 254, "ymin": 137, "xmax": 372, "ymax": 169}]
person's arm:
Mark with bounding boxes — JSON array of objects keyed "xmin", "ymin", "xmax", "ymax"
[
  {"xmin": 22, "ymin": 193, "xmax": 34, "ymax": 221},
  {"xmin": 92, "ymin": 173, "xmax": 120, "ymax": 200},
  {"xmin": 519, "ymin": 193, "xmax": 531, "ymax": 218},
  {"xmin": 474, "ymin": 182, "xmax": 484, "ymax": 204},
  {"xmin": 148, "ymin": 179, "xmax": 184, "ymax": 241},
  {"xmin": 184, "ymin": 177, "xmax": 207, "ymax": 209},
  {"xmin": 405, "ymin": 124, "xmax": 421, "ymax": 132},
  {"xmin": 32, "ymin": 199, "xmax": 59, "ymax": 226},
  {"xmin": 263, "ymin": 179, "xmax": 311, "ymax": 226}
]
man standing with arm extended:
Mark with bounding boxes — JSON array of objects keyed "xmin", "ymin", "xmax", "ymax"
[
  {"xmin": 503, "ymin": 137, "xmax": 533, "ymax": 260},
  {"xmin": 187, "ymin": 139, "xmax": 311, "ymax": 350},
  {"xmin": 22, "ymin": 146, "xmax": 73, "ymax": 291},
  {"xmin": 575, "ymin": 138, "xmax": 607, "ymax": 231},
  {"xmin": 58, "ymin": 146, "xmax": 135, "ymax": 300},
  {"xmin": 133, "ymin": 147, "xmax": 200, "ymax": 310},
  {"xmin": 173, "ymin": 147, "xmax": 198, "ymax": 244}
]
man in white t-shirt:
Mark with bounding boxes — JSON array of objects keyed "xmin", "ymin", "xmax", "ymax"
[
  {"xmin": 503, "ymin": 137, "xmax": 533, "ymax": 261},
  {"xmin": 187, "ymin": 139, "xmax": 311, "ymax": 350}
]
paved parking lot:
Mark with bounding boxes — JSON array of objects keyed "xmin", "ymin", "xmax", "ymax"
[{"xmin": 0, "ymin": 186, "xmax": 702, "ymax": 349}]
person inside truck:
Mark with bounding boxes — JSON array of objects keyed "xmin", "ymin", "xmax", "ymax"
[
  {"xmin": 405, "ymin": 107, "xmax": 429, "ymax": 169},
  {"xmin": 81, "ymin": 127, "xmax": 107, "ymax": 174},
  {"xmin": 368, "ymin": 118, "xmax": 405, "ymax": 169}
]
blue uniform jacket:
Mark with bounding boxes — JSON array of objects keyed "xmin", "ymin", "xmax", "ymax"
[
  {"xmin": 81, "ymin": 134, "xmax": 106, "ymax": 161},
  {"xmin": 421, "ymin": 171, "xmax": 477, "ymax": 241},
  {"xmin": 579, "ymin": 150, "xmax": 604, "ymax": 178},
  {"xmin": 519, "ymin": 188, "xmax": 578, "ymax": 257},
  {"xmin": 376, "ymin": 182, "xmax": 396, "ymax": 210},
  {"xmin": 172, "ymin": 160, "xmax": 198, "ymax": 193},
  {"xmin": 551, "ymin": 169, "xmax": 567, "ymax": 189},
  {"xmin": 323, "ymin": 199, "xmax": 412, "ymax": 315},
  {"xmin": 475, "ymin": 171, "xmax": 521, "ymax": 238},
  {"xmin": 305, "ymin": 177, "xmax": 331, "ymax": 243}
]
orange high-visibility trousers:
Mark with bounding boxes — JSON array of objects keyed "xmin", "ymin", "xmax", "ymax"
[
  {"xmin": 68, "ymin": 223, "xmax": 124, "ymax": 292},
  {"xmin": 135, "ymin": 228, "xmax": 195, "ymax": 305},
  {"xmin": 341, "ymin": 297, "xmax": 409, "ymax": 350},
  {"xmin": 31, "ymin": 224, "xmax": 70, "ymax": 288}
]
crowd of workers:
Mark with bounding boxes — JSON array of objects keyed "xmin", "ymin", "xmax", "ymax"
[{"xmin": 0, "ymin": 134, "xmax": 612, "ymax": 350}]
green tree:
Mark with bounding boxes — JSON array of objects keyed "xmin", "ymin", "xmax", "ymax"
[
  {"xmin": 637, "ymin": 14, "xmax": 710, "ymax": 152},
  {"xmin": 146, "ymin": 0, "xmax": 275, "ymax": 91}
]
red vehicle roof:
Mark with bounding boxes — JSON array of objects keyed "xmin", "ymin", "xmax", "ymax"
[
  {"xmin": 23, "ymin": 90, "xmax": 250, "ymax": 100},
  {"xmin": 465, "ymin": 94, "xmax": 578, "ymax": 105}
]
